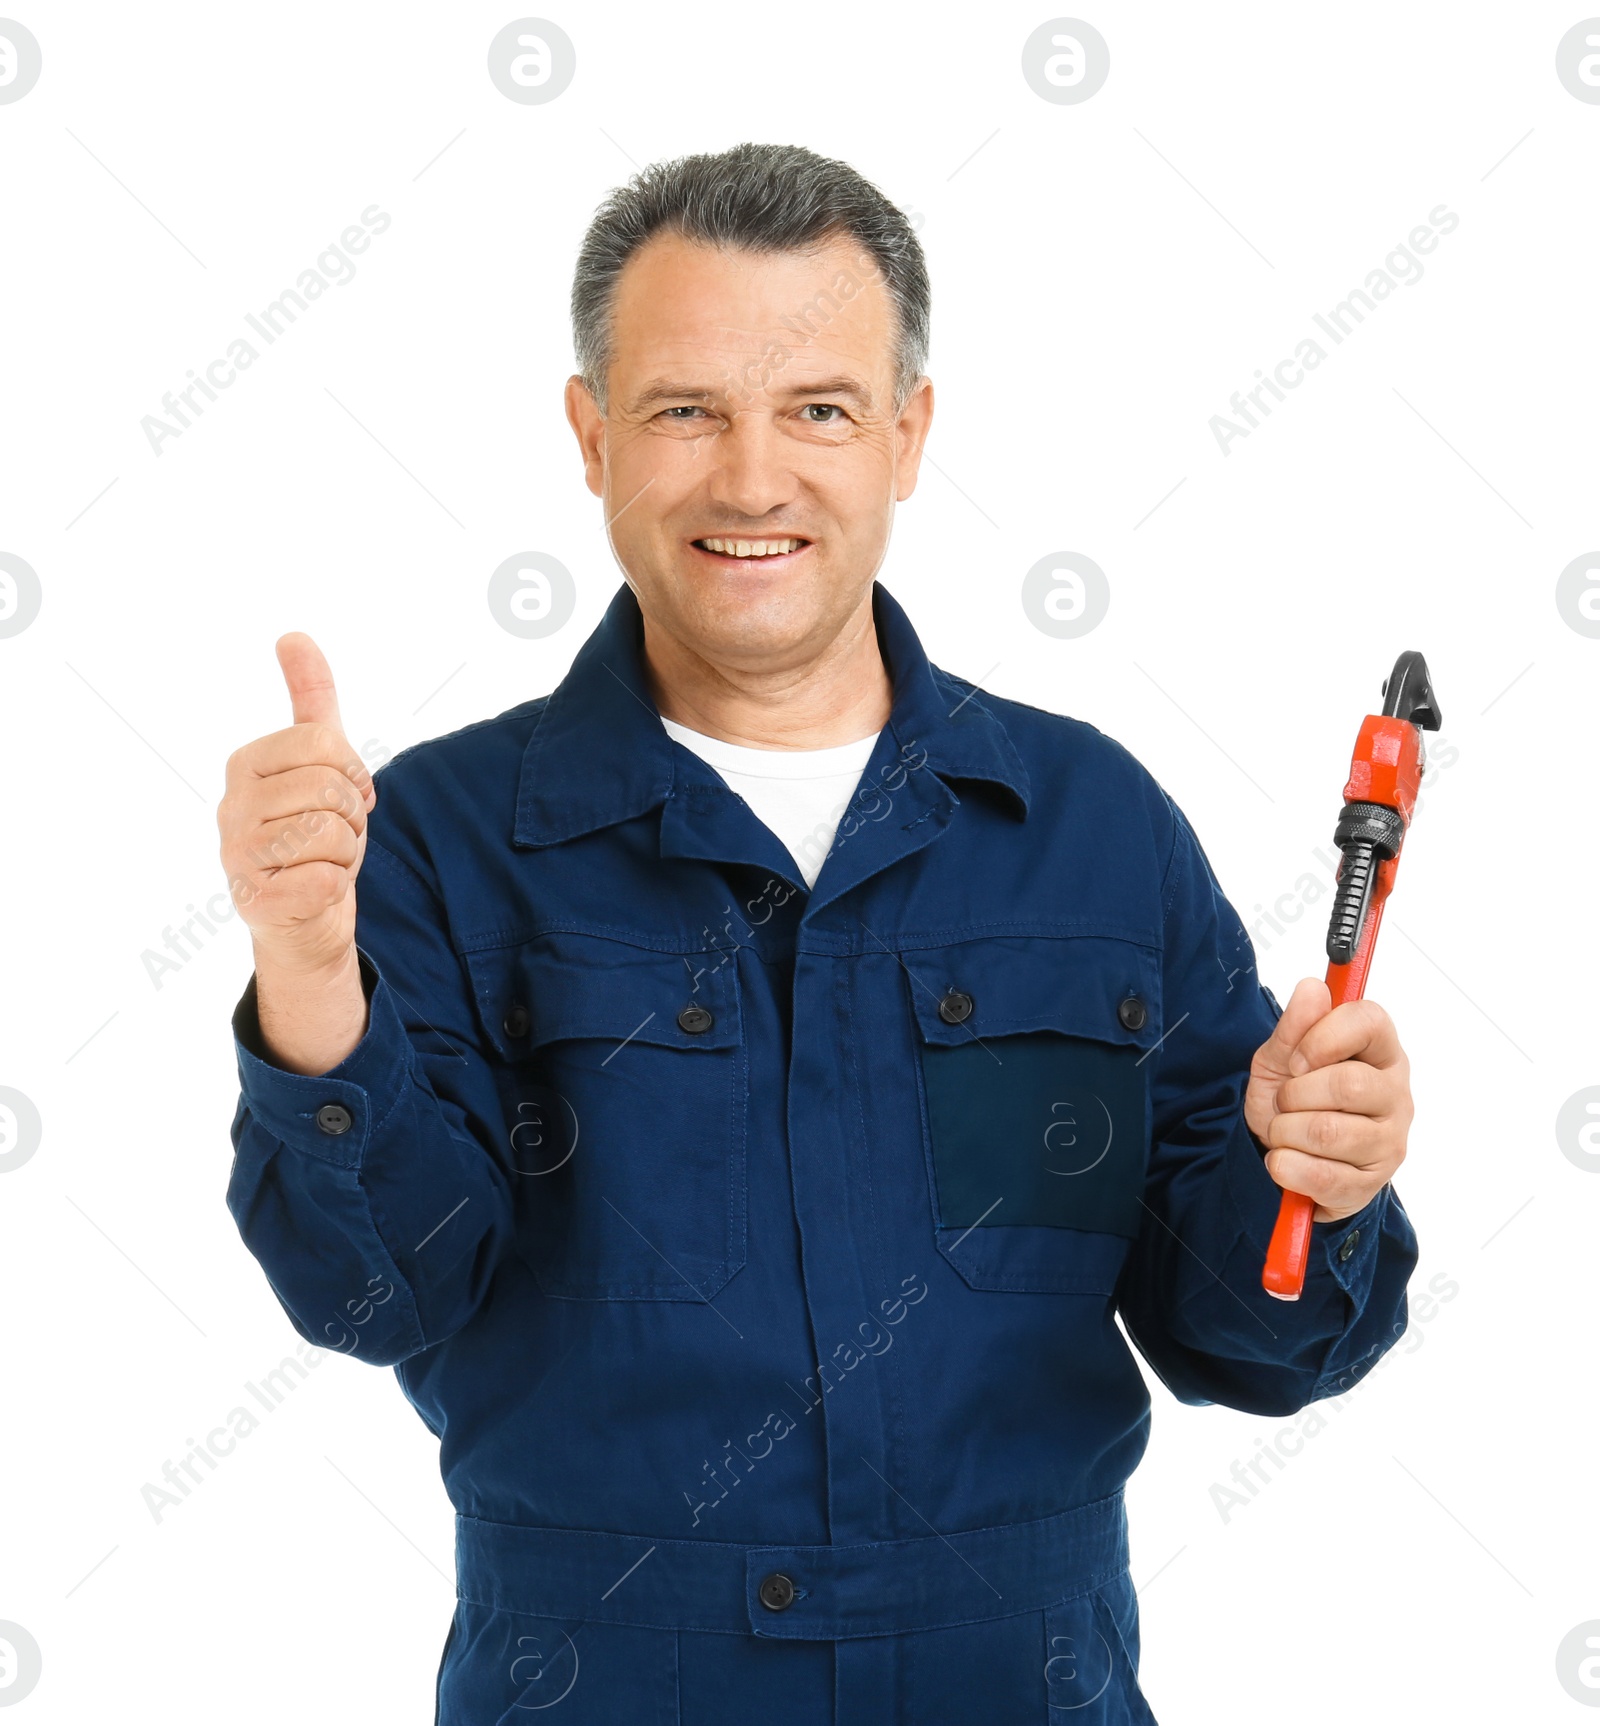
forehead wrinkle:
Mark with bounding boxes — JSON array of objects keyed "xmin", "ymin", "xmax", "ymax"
[{"xmin": 622, "ymin": 311, "xmax": 884, "ymax": 405}]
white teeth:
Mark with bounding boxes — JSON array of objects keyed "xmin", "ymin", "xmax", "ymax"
[{"xmin": 697, "ymin": 537, "xmax": 804, "ymax": 557}]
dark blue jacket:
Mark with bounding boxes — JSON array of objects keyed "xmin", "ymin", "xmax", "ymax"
[{"xmin": 227, "ymin": 580, "xmax": 1418, "ymax": 1724}]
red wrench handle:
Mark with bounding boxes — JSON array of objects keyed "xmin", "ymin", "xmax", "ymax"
[{"xmin": 1260, "ymin": 856, "xmax": 1395, "ymax": 1298}]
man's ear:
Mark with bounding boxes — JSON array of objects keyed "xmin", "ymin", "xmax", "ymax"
[
  {"xmin": 893, "ymin": 375, "xmax": 934, "ymax": 503},
  {"xmin": 564, "ymin": 374, "xmax": 605, "ymax": 498}
]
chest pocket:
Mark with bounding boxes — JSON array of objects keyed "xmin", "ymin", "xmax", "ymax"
[
  {"xmin": 464, "ymin": 931, "xmax": 746, "ymax": 1302},
  {"xmin": 903, "ymin": 935, "xmax": 1162, "ymax": 1294}
]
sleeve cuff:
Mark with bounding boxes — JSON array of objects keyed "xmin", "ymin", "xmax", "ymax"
[
  {"xmin": 1224, "ymin": 1111, "xmax": 1389, "ymax": 1297},
  {"xmin": 231, "ymin": 947, "xmax": 412, "ymax": 1170}
]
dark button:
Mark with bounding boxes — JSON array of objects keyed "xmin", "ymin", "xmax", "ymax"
[
  {"xmin": 1338, "ymin": 1228, "xmax": 1361, "ymax": 1263},
  {"xmin": 677, "ymin": 1003, "xmax": 714, "ymax": 1035},
  {"xmin": 502, "ymin": 1004, "xmax": 530, "ymax": 1039},
  {"xmin": 757, "ymin": 1572, "xmax": 796, "ymax": 1611},
  {"xmin": 937, "ymin": 988, "xmax": 974, "ymax": 1025},
  {"xmin": 315, "ymin": 1103, "xmax": 352, "ymax": 1136},
  {"xmin": 1117, "ymin": 995, "xmax": 1148, "ymax": 1031}
]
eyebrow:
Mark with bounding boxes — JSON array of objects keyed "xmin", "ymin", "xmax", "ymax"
[{"xmin": 628, "ymin": 374, "xmax": 875, "ymax": 412}]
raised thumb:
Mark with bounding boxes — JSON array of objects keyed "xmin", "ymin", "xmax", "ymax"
[{"xmin": 275, "ymin": 632, "xmax": 344, "ymax": 732}]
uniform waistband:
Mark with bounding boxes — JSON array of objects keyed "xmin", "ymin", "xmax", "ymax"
[{"xmin": 454, "ymin": 1490, "xmax": 1128, "ymax": 1640}]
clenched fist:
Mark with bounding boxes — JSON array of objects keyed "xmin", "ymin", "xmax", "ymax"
[
  {"xmin": 1243, "ymin": 977, "xmax": 1414, "ymax": 1224},
  {"xmin": 217, "ymin": 635, "xmax": 375, "ymax": 1073}
]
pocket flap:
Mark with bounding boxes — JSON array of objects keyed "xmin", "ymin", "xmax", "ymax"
[
  {"xmin": 461, "ymin": 930, "xmax": 748, "ymax": 1301},
  {"xmin": 463, "ymin": 932, "xmax": 742, "ymax": 1061},
  {"xmin": 900, "ymin": 935, "xmax": 1162, "ymax": 1052}
]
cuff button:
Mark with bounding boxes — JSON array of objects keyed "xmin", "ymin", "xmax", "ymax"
[
  {"xmin": 758, "ymin": 1572, "xmax": 796, "ymax": 1611},
  {"xmin": 315, "ymin": 1103, "xmax": 353, "ymax": 1136}
]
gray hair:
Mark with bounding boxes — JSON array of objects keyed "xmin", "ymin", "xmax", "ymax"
[{"xmin": 571, "ymin": 141, "xmax": 929, "ymax": 418}]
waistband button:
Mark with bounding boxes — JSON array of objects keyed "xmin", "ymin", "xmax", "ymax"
[{"xmin": 758, "ymin": 1571, "xmax": 796, "ymax": 1611}]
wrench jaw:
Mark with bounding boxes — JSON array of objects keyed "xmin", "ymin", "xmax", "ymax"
[{"xmin": 1381, "ymin": 648, "xmax": 1443, "ymax": 732}]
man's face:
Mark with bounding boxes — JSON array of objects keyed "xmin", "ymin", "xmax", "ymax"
[{"xmin": 566, "ymin": 228, "xmax": 933, "ymax": 673}]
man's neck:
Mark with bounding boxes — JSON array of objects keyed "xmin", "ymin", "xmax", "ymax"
[{"xmin": 641, "ymin": 593, "xmax": 892, "ymax": 750}]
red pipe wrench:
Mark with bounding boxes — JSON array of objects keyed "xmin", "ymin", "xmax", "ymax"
[{"xmin": 1261, "ymin": 651, "xmax": 1441, "ymax": 1301}]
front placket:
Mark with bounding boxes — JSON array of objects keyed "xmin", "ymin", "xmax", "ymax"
[{"xmin": 780, "ymin": 743, "xmax": 963, "ymax": 1723}]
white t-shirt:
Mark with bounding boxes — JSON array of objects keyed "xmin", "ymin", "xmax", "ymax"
[{"xmin": 661, "ymin": 717, "xmax": 881, "ymax": 889}]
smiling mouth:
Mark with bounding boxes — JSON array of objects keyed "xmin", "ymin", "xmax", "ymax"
[{"xmin": 690, "ymin": 536, "xmax": 812, "ymax": 564}]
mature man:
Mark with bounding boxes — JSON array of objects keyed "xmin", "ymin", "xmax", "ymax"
[{"xmin": 220, "ymin": 143, "xmax": 1418, "ymax": 1723}]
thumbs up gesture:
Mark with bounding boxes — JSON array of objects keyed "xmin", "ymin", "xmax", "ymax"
[{"xmin": 217, "ymin": 633, "xmax": 377, "ymax": 980}]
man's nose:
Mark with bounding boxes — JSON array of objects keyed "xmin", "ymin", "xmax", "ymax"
[{"xmin": 701, "ymin": 412, "xmax": 802, "ymax": 520}]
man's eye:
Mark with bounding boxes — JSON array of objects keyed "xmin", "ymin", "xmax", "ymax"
[
  {"xmin": 802, "ymin": 404, "xmax": 844, "ymax": 423},
  {"xmin": 660, "ymin": 406, "xmax": 706, "ymax": 421}
]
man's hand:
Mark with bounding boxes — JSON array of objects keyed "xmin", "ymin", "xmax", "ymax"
[
  {"xmin": 219, "ymin": 633, "xmax": 374, "ymax": 971},
  {"xmin": 1242, "ymin": 977, "xmax": 1413, "ymax": 1224},
  {"xmin": 216, "ymin": 634, "xmax": 375, "ymax": 1073}
]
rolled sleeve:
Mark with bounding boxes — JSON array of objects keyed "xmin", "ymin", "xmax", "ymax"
[{"xmin": 230, "ymin": 949, "xmax": 407, "ymax": 1170}]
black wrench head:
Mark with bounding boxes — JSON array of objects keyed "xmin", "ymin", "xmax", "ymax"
[{"xmin": 1381, "ymin": 650, "xmax": 1442, "ymax": 730}]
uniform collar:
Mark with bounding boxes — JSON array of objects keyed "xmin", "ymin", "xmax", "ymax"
[{"xmin": 513, "ymin": 579, "xmax": 1030, "ymax": 849}]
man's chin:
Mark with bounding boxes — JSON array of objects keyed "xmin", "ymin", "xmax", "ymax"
[{"xmin": 659, "ymin": 573, "xmax": 838, "ymax": 667}]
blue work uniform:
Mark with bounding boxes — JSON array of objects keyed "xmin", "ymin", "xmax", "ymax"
[{"xmin": 226, "ymin": 580, "xmax": 1418, "ymax": 1724}]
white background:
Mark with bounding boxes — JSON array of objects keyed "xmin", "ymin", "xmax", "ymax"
[{"xmin": 3, "ymin": 2, "xmax": 1597, "ymax": 1720}]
